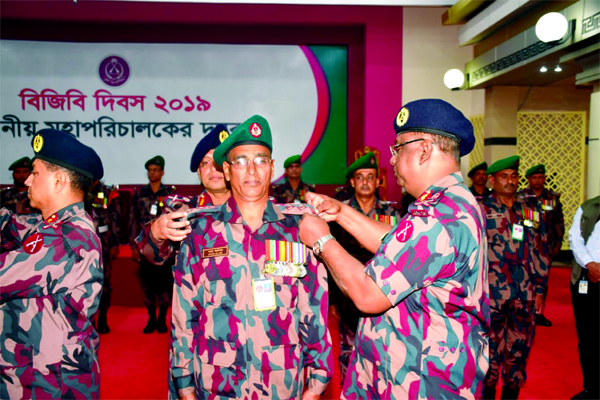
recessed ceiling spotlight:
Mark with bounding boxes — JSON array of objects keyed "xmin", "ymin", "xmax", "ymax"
[
  {"xmin": 555, "ymin": 65, "xmax": 563, "ymax": 72},
  {"xmin": 540, "ymin": 66, "xmax": 548, "ymax": 73}
]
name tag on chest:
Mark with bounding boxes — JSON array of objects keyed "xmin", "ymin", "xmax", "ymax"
[{"xmin": 202, "ymin": 246, "xmax": 229, "ymax": 259}]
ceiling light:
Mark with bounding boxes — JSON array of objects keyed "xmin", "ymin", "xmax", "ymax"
[
  {"xmin": 540, "ymin": 66, "xmax": 548, "ymax": 73},
  {"xmin": 555, "ymin": 65, "xmax": 563, "ymax": 72},
  {"xmin": 443, "ymin": 69, "xmax": 465, "ymax": 90},
  {"xmin": 536, "ymin": 12, "xmax": 569, "ymax": 43}
]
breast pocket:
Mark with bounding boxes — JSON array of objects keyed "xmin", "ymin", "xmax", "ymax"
[
  {"xmin": 272, "ymin": 275, "xmax": 299, "ymax": 309},
  {"xmin": 196, "ymin": 337, "xmax": 241, "ymax": 398},
  {"xmin": 203, "ymin": 256, "xmax": 236, "ymax": 305}
]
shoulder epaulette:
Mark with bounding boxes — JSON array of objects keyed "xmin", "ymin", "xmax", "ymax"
[
  {"xmin": 186, "ymin": 205, "xmax": 221, "ymax": 221},
  {"xmin": 277, "ymin": 203, "xmax": 317, "ymax": 216},
  {"xmin": 414, "ymin": 189, "xmax": 445, "ymax": 207}
]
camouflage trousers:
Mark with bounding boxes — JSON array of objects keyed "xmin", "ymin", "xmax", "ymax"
[
  {"xmin": 485, "ymin": 297, "xmax": 536, "ymax": 390},
  {"xmin": 139, "ymin": 257, "xmax": 173, "ymax": 309}
]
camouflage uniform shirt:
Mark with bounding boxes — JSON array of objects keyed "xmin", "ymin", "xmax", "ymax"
[
  {"xmin": 271, "ymin": 179, "xmax": 315, "ymax": 204},
  {"xmin": 344, "ymin": 173, "xmax": 490, "ymax": 400},
  {"xmin": 171, "ymin": 197, "xmax": 333, "ymax": 399},
  {"xmin": 0, "ymin": 203, "xmax": 103, "ymax": 399},
  {"xmin": 480, "ymin": 192, "xmax": 550, "ymax": 301},
  {"xmin": 518, "ymin": 187, "xmax": 564, "ymax": 258}
]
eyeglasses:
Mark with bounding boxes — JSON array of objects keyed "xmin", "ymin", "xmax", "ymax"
[
  {"xmin": 228, "ymin": 156, "xmax": 272, "ymax": 169},
  {"xmin": 389, "ymin": 139, "xmax": 425, "ymax": 157}
]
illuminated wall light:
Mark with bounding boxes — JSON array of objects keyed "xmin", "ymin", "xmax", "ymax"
[
  {"xmin": 555, "ymin": 65, "xmax": 563, "ymax": 72},
  {"xmin": 443, "ymin": 69, "xmax": 465, "ymax": 90},
  {"xmin": 540, "ymin": 66, "xmax": 548, "ymax": 73},
  {"xmin": 535, "ymin": 12, "xmax": 569, "ymax": 43}
]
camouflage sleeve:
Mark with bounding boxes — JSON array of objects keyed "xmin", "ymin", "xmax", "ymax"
[
  {"xmin": 129, "ymin": 190, "xmax": 140, "ymax": 247},
  {"xmin": 365, "ymin": 218, "xmax": 456, "ymax": 306},
  {"xmin": 136, "ymin": 223, "xmax": 175, "ymax": 265},
  {"xmin": 1, "ymin": 208, "xmax": 40, "ymax": 252},
  {"xmin": 171, "ymin": 227, "xmax": 203, "ymax": 396},
  {"xmin": 0, "ymin": 224, "xmax": 103, "ymax": 303},
  {"xmin": 298, "ymin": 251, "xmax": 333, "ymax": 394},
  {"xmin": 530, "ymin": 232, "xmax": 550, "ymax": 296},
  {"xmin": 108, "ymin": 190, "xmax": 121, "ymax": 250}
]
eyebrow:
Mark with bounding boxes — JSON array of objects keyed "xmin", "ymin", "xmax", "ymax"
[{"xmin": 232, "ymin": 152, "xmax": 270, "ymax": 160}]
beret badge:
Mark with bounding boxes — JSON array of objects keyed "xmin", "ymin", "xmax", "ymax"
[
  {"xmin": 396, "ymin": 107, "xmax": 409, "ymax": 128},
  {"xmin": 33, "ymin": 134, "xmax": 44, "ymax": 153},
  {"xmin": 219, "ymin": 130, "xmax": 229, "ymax": 143},
  {"xmin": 249, "ymin": 122, "xmax": 262, "ymax": 137}
]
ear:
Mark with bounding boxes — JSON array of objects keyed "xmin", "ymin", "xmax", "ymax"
[
  {"xmin": 160, "ymin": 169, "xmax": 165, "ymax": 178},
  {"xmin": 269, "ymin": 159, "xmax": 275, "ymax": 180},
  {"xmin": 488, "ymin": 175, "xmax": 495, "ymax": 187},
  {"xmin": 375, "ymin": 176, "xmax": 380, "ymax": 188},
  {"xmin": 419, "ymin": 139, "xmax": 434, "ymax": 165},
  {"xmin": 350, "ymin": 178, "xmax": 356, "ymax": 189},
  {"xmin": 223, "ymin": 162, "xmax": 231, "ymax": 182},
  {"xmin": 53, "ymin": 169, "xmax": 69, "ymax": 193}
]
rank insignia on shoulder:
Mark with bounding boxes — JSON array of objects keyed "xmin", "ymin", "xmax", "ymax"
[
  {"xmin": 486, "ymin": 213, "xmax": 503, "ymax": 219},
  {"xmin": 45, "ymin": 214, "xmax": 58, "ymax": 224},
  {"xmin": 409, "ymin": 210, "xmax": 429, "ymax": 218},
  {"xmin": 202, "ymin": 246, "xmax": 229, "ymax": 259}
]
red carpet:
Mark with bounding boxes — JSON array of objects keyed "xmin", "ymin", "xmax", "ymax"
[{"xmin": 99, "ymin": 265, "xmax": 580, "ymax": 399}]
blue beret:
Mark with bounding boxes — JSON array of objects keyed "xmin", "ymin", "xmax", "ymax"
[
  {"xmin": 393, "ymin": 99, "xmax": 475, "ymax": 157},
  {"xmin": 31, "ymin": 129, "xmax": 103, "ymax": 180},
  {"xmin": 190, "ymin": 124, "xmax": 230, "ymax": 172}
]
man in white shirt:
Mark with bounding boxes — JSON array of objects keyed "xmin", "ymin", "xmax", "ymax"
[{"xmin": 568, "ymin": 195, "xmax": 599, "ymax": 400}]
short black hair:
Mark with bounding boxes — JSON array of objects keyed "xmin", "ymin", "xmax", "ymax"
[{"xmin": 41, "ymin": 160, "xmax": 93, "ymax": 195}]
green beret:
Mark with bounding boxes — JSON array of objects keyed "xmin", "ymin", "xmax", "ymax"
[
  {"xmin": 284, "ymin": 155, "xmax": 302, "ymax": 169},
  {"xmin": 346, "ymin": 152, "xmax": 378, "ymax": 179},
  {"xmin": 8, "ymin": 157, "xmax": 32, "ymax": 171},
  {"xmin": 486, "ymin": 155, "xmax": 520, "ymax": 175},
  {"xmin": 526, "ymin": 164, "xmax": 546, "ymax": 177},
  {"xmin": 145, "ymin": 155, "xmax": 165, "ymax": 170},
  {"xmin": 468, "ymin": 162, "xmax": 488, "ymax": 178},
  {"xmin": 213, "ymin": 115, "xmax": 273, "ymax": 166}
]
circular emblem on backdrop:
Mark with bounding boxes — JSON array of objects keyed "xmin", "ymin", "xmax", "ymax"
[
  {"xmin": 219, "ymin": 130, "xmax": 229, "ymax": 143},
  {"xmin": 33, "ymin": 134, "xmax": 44, "ymax": 153},
  {"xmin": 249, "ymin": 123, "xmax": 262, "ymax": 137},
  {"xmin": 98, "ymin": 55, "xmax": 131, "ymax": 87},
  {"xmin": 24, "ymin": 233, "xmax": 44, "ymax": 254},
  {"xmin": 395, "ymin": 220, "xmax": 413, "ymax": 243},
  {"xmin": 396, "ymin": 107, "xmax": 409, "ymax": 128}
]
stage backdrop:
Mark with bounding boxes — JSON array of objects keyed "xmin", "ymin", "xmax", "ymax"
[{"xmin": 0, "ymin": 41, "xmax": 347, "ymax": 185}]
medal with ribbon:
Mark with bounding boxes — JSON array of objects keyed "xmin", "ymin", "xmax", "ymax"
[
  {"xmin": 541, "ymin": 199, "xmax": 555, "ymax": 211},
  {"xmin": 264, "ymin": 240, "xmax": 308, "ymax": 278},
  {"xmin": 372, "ymin": 214, "xmax": 397, "ymax": 226},
  {"xmin": 521, "ymin": 208, "xmax": 540, "ymax": 229}
]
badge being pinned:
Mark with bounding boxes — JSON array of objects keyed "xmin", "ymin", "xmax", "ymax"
[
  {"xmin": 249, "ymin": 122, "xmax": 262, "ymax": 137},
  {"xmin": 395, "ymin": 220, "xmax": 413, "ymax": 242},
  {"xmin": 24, "ymin": 233, "xmax": 44, "ymax": 254}
]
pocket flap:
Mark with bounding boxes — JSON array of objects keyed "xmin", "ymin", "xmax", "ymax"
[
  {"xmin": 197, "ymin": 337, "xmax": 237, "ymax": 367},
  {"xmin": 261, "ymin": 344, "xmax": 299, "ymax": 371}
]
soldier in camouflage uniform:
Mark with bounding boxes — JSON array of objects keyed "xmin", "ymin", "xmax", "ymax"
[
  {"xmin": 170, "ymin": 115, "xmax": 332, "ymax": 400},
  {"xmin": 138, "ymin": 124, "xmax": 231, "ymax": 265},
  {"xmin": 329, "ymin": 151, "xmax": 403, "ymax": 385},
  {"xmin": 518, "ymin": 163, "xmax": 565, "ymax": 327},
  {"xmin": 271, "ymin": 154, "xmax": 315, "ymax": 203},
  {"xmin": 299, "ymin": 99, "xmax": 489, "ymax": 399},
  {"xmin": 0, "ymin": 156, "xmax": 36, "ymax": 214},
  {"xmin": 468, "ymin": 161, "xmax": 493, "ymax": 200},
  {"xmin": 0, "ymin": 129, "xmax": 104, "ymax": 399},
  {"xmin": 480, "ymin": 156, "xmax": 550, "ymax": 400},
  {"xmin": 129, "ymin": 155, "xmax": 176, "ymax": 334},
  {"xmin": 85, "ymin": 180, "xmax": 120, "ymax": 334}
]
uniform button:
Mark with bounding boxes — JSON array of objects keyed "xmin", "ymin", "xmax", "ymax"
[
  {"xmin": 390, "ymin": 290, "xmax": 396, "ymax": 295},
  {"xmin": 383, "ymin": 280, "xmax": 389, "ymax": 286},
  {"xmin": 438, "ymin": 347, "xmax": 444, "ymax": 352},
  {"xmin": 450, "ymin": 347, "xmax": 456, "ymax": 353},
  {"xmin": 460, "ymin": 348, "xmax": 465, "ymax": 353},
  {"xmin": 78, "ymin": 334, "xmax": 84, "ymax": 340}
]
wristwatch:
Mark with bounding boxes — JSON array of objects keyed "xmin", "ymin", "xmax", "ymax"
[{"xmin": 313, "ymin": 234, "xmax": 336, "ymax": 257}]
